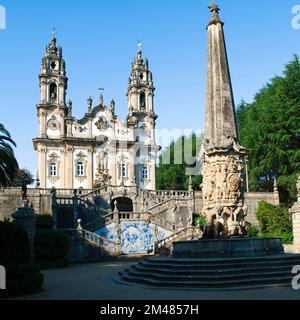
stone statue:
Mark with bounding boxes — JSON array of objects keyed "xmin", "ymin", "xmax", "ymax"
[
  {"xmin": 21, "ymin": 183, "xmax": 28, "ymax": 201},
  {"xmin": 113, "ymin": 200, "xmax": 119, "ymax": 213}
]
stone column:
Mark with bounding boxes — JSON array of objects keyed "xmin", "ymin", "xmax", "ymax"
[
  {"xmin": 290, "ymin": 177, "xmax": 300, "ymax": 252},
  {"xmin": 115, "ymin": 220, "xmax": 121, "ymax": 256}
]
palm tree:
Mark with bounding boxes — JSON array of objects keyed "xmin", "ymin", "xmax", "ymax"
[{"xmin": 0, "ymin": 123, "xmax": 19, "ymax": 187}]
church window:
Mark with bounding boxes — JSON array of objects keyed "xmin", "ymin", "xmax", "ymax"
[
  {"xmin": 142, "ymin": 166, "xmax": 148, "ymax": 180},
  {"xmin": 49, "ymin": 163, "xmax": 57, "ymax": 177},
  {"xmin": 140, "ymin": 92, "xmax": 146, "ymax": 110},
  {"xmin": 77, "ymin": 161, "xmax": 84, "ymax": 177}
]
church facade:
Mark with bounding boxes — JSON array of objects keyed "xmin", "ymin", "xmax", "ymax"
[{"xmin": 33, "ymin": 35, "xmax": 159, "ymax": 191}]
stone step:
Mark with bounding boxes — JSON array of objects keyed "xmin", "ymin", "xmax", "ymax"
[
  {"xmin": 131, "ymin": 264, "xmax": 295, "ymax": 276},
  {"xmin": 144, "ymin": 254, "xmax": 300, "ymax": 264},
  {"xmin": 137, "ymin": 258, "xmax": 300, "ymax": 271},
  {"xmin": 126, "ymin": 268, "xmax": 293, "ymax": 282},
  {"xmin": 119, "ymin": 271, "xmax": 293, "ymax": 289},
  {"xmin": 117, "ymin": 254, "xmax": 300, "ymax": 290}
]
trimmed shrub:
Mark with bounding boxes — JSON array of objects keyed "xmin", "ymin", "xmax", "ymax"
[
  {"xmin": 0, "ymin": 221, "xmax": 44, "ymax": 297},
  {"xmin": 34, "ymin": 230, "xmax": 70, "ymax": 269},
  {"xmin": 5, "ymin": 262, "xmax": 44, "ymax": 296},
  {"xmin": 0, "ymin": 221, "xmax": 31, "ymax": 266},
  {"xmin": 36, "ymin": 214, "xmax": 53, "ymax": 230}
]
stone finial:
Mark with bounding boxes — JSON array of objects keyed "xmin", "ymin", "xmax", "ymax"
[
  {"xmin": 110, "ymin": 99, "xmax": 116, "ymax": 114},
  {"xmin": 87, "ymin": 96, "xmax": 93, "ymax": 113},
  {"xmin": 207, "ymin": 2, "xmax": 224, "ymax": 27},
  {"xmin": 208, "ymin": 2, "xmax": 220, "ymax": 14},
  {"xmin": 99, "ymin": 85, "xmax": 105, "ymax": 106},
  {"xmin": 36, "ymin": 171, "xmax": 40, "ymax": 188},
  {"xmin": 67, "ymin": 100, "xmax": 73, "ymax": 117}
]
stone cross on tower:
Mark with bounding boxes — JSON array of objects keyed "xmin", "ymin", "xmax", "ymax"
[
  {"xmin": 99, "ymin": 85, "xmax": 105, "ymax": 104},
  {"xmin": 202, "ymin": 4, "xmax": 248, "ymax": 238}
]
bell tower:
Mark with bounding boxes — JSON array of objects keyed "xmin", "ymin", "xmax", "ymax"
[
  {"xmin": 127, "ymin": 46, "xmax": 155, "ymax": 116},
  {"xmin": 39, "ymin": 33, "xmax": 68, "ymax": 106},
  {"xmin": 37, "ymin": 33, "xmax": 68, "ymax": 140},
  {"xmin": 127, "ymin": 45, "xmax": 159, "ymax": 190}
]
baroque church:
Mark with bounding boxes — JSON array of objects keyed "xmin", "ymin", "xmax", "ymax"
[{"xmin": 33, "ymin": 35, "xmax": 159, "ymax": 191}]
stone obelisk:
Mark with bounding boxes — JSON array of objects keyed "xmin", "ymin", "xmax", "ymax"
[{"xmin": 202, "ymin": 3, "xmax": 247, "ymax": 237}]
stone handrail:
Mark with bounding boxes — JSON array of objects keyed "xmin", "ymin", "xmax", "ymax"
[
  {"xmin": 81, "ymin": 229, "xmax": 118, "ymax": 256},
  {"xmin": 157, "ymin": 226, "xmax": 199, "ymax": 249},
  {"xmin": 79, "ymin": 185, "xmax": 109, "ymax": 202}
]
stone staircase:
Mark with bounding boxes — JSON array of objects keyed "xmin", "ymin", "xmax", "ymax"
[{"xmin": 118, "ymin": 254, "xmax": 300, "ymax": 290}]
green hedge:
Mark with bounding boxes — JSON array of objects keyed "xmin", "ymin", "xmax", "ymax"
[
  {"xmin": 36, "ymin": 214, "xmax": 53, "ymax": 230},
  {"xmin": 0, "ymin": 221, "xmax": 44, "ymax": 297},
  {"xmin": 0, "ymin": 221, "xmax": 31, "ymax": 266},
  {"xmin": 34, "ymin": 230, "xmax": 70, "ymax": 269},
  {"xmin": 5, "ymin": 262, "xmax": 44, "ymax": 296}
]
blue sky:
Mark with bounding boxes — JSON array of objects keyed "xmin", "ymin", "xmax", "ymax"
[{"xmin": 1, "ymin": 0, "xmax": 299, "ymax": 177}]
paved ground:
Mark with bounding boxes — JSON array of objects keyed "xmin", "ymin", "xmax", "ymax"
[{"xmin": 18, "ymin": 260, "xmax": 300, "ymax": 300}]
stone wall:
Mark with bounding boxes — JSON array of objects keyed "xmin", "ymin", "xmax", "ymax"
[
  {"xmin": 194, "ymin": 191, "xmax": 279, "ymax": 227},
  {"xmin": 0, "ymin": 188, "xmax": 53, "ymax": 220},
  {"xmin": 0, "ymin": 187, "xmax": 280, "ymax": 228}
]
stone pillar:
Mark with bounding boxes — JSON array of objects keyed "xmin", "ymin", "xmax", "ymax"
[
  {"xmin": 273, "ymin": 178, "xmax": 280, "ymax": 206},
  {"xmin": 290, "ymin": 177, "xmax": 300, "ymax": 252},
  {"xmin": 51, "ymin": 187, "xmax": 58, "ymax": 229},
  {"xmin": 115, "ymin": 221, "xmax": 121, "ymax": 256},
  {"xmin": 12, "ymin": 204, "xmax": 36, "ymax": 255},
  {"xmin": 152, "ymin": 224, "xmax": 158, "ymax": 254},
  {"xmin": 72, "ymin": 189, "xmax": 79, "ymax": 229}
]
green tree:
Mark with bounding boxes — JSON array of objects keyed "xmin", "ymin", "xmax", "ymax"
[
  {"xmin": 0, "ymin": 123, "xmax": 19, "ymax": 187},
  {"xmin": 11, "ymin": 168, "xmax": 34, "ymax": 187},
  {"xmin": 236, "ymin": 56, "xmax": 300, "ymax": 206},
  {"xmin": 156, "ymin": 133, "xmax": 203, "ymax": 190}
]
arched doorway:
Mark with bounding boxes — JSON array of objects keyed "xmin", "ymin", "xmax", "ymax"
[{"xmin": 111, "ymin": 197, "xmax": 134, "ymax": 212}]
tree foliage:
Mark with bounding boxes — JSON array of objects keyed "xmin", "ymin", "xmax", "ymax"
[
  {"xmin": 255, "ymin": 201, "xmax": 293, "ymax": 244},
  {"xmin": 11, "ymin": 168, "xmax": 34, "ymax": 187},
  {"xmin": 236, "ymin": 56, "xmax": 300, "ymax": 206},
  {"xmin": 0, "ymin": 123, "xmax": 19, "ymax": 187},
  {"xmin": 156, "ymin": 133, "xmax": 203, "ymax": 190}
]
